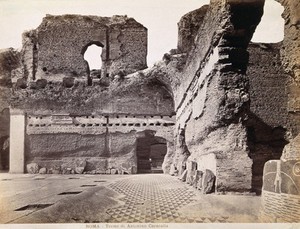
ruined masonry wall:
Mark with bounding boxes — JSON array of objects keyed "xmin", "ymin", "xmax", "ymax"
[
  {"xmin": 25, "ymin": 114, "xmax": 175, "ymax": 174},
  {"xmin": 20, "ymin": 15, "xmax": 147, "ymax": 83},
  {"xmin": 276, "ymin": 0, "xmax": 300, "ymax": 136},
  {"xmin": 248, "ymin": 42, "xmax": 289, "ymax": 128},
  {"xmin": 247, "ymin": 42, "xmax": 290, "ymax": 193},
  {"xmin": 167, "ymin": 0, "xmax": 264, "ymax": 193}
]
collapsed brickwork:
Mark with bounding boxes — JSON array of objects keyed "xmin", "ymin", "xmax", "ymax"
[
  {"xmin": 1, "ymin": 15, "xmax": 174, "ymax": 174},
  {"xmin": 0, "ymin": 0, "xmax": 299, "ymax": 208},
  {"xmin": 157, "ymin": 0, "xmax": 266, "ymax": 193}
]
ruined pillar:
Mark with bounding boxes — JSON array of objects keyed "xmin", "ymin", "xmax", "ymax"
[{"xmin": 9, "ymin": 109, "xmax": 25, "ymax": 173}]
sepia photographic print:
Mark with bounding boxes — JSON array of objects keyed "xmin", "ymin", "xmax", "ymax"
[{"xmin": 0, "ymin": 0, "xmax": 299, "ymax": 228}]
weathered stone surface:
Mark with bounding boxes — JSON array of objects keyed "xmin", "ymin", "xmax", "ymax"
[
  {"xmin": 74, "ymin": 167, "xmax": 84, "ymax": 174},
  {"xmin": 186, "ymin": 161, "xmax": 197, "ymax": 185},
  {"xmin": 60, "ymin": 159, "xmax": 87, "ymax": 174},
  {"xmin": 193, "ymin": 170, "xmax": 203, "ymax": 190},
  {"xmin": 281, "ymin": 134, "xmax": 300, "ymax": 161},
  {"xmin": 201, "ymin": 169, "xmax": 215, "ymax": 194},
  {"xmin": 179, "ymin": 169, "xmax": 187, "ymax": 182},
  {"xmin": 263, "ymin": 134, "xmax": 300, "ymax": 195},
  {"xmin": 177, "ymin": 5, "xmax": 209, "ymax": 53},
  {"xmin": 160, "ymin": 0, "xmax": 265, "ymax": 193},
  {"xmin": 63, "ymin": 168, "xmax": 72, "ymax": 174},
  {"xmin": 110, "ymin": 169, "xmax": 118, "ymax": 174},
  {"xmin": 26, "ymin": 163, "xmax": 39, "ymax": 174},
  {"xmin": 85, "ymin": 158, "xmax": 107, "ymax": 172},
  {"xmin": 262, "ymin": 160, "xmax": 278, "ymax": 193},
  {"xmin": 169, "ymin": 164, "xmax": 178, "ymax": 176},
  {"xmin": 280, "ymin": 160, "xmax": 300, "ymax": 195},
  {"xmin": 261, "ymin": 134, "xmax": 300, "ymax": 222},
  {"xmin": 39, "ymin": 167, "xmax": 47, "ymax": 174},
  {"xmin": 49, "ymin": 166, "xmax": 61, "ymax": 174},
  {"xmin": 25, "ymin": 15, "xmax": 146, "ymax": 80}
]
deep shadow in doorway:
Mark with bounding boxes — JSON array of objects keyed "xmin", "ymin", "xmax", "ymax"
[{"xmin": 136, "ymin": 130, "xmax": 167, "ymax": 174}]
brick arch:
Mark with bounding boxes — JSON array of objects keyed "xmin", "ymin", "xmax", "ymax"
[{"xmin": 81, "ymin": 41, "xmax": 105, "ymax": 85}]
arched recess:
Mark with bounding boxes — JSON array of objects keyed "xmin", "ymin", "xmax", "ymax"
[
  {"xmin": 136, "ymin": 130, "xmax": 168, "ymax": 174},
  {"xmin": 81, "ymin": 41, "xmax": 104, "ymax": 85}
]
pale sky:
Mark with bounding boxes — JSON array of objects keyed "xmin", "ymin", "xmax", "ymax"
[{"xmin": 0, "ymin": 0, "xmax": 284, "ymax": 68}]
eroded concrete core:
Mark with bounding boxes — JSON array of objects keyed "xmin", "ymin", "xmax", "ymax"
[{"xmin": 0, "ymin": 0, "xmax": 299, "ymax": 214}]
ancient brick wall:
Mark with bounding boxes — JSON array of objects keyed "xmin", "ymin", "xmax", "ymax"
[
  {"xmin": 164, "ymin": 0, "xmax": 265, "ymax": 193},
  {"xmin": 4, "ymin": 14, "xmax": 175, "ymax": 174},
  {"xmin": 19, "ymin": 14, "xmax": 147, "ymax": 83},
  {"xmin": 246, "ymin": 42, "xmax": 290, "ymax": 193},
  {"xmin": 247, "ymin": 42, "xmax": 289, "ymax": 128},
  {"xmin": 10, "ymin": 67, "xmax": 174, "ymax": 116},
  {"xmin": 276, "ymin": 0, "xmax": 300, "ymax": 136},
  {"xmin": 24, "ymin": 114, "xmax": 175, "ymax": 174}
]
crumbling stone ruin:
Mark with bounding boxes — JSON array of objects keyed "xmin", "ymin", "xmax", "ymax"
[{"xmin": 0, "ymin": 0, "xmax": 299, "ymax": 223}]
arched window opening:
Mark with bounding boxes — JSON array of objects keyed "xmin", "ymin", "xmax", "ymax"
[
  {"xmin": 251, "ymin": 1, "xmax": 284, "ymax": 43},
  {"xmin": 83, "ymin": 44, "xmax": 103, "ymax": 80}
]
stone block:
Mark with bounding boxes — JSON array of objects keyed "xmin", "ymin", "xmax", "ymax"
[
  {"xmin": 201, "ymin": 169, "xmax": 215, "ymax": 194},
  {"xmin": 62, "ymin": 168, "xmax": 72, "ymax": 174},
  {"xmin": 85, "ymin": 159, "xmax": 107, "ymax": 172},
  {"xmin": 61, "ymin": 159, "xmax": 87, "ymax": 174},
  {"xmin": 131, "ymin": 166, "xmax": 137, "ymax": 174},
  {"xmin": 186, "ymin": 161, "xmax": 197, "ymax": 185},
  {"xmin": 169, "ymin": 164, "xmax": 177, "ymax": 176},
  {"xmin": 26, "ymin": 163, "xmax": 39, "ymax": 174},
  {"xmin": 39, "ymin": 167, "xmax": 47, "ymax": 174},
  {"xmin": 262, "ymin": 160, "xmax": 278, "ymax": 193},
  {"xmin": 178, "ymin": 161, "xmax": 187, "ymax": 176},
  {"xmin": 193, "ymin": 170, "xmax": 203, "ymax": 189},
  {"xmin": 263, "ymin": 159, "xmax": 300, "ymax": 195},
  {"xmin": 50, "ymin": 166, "xmax": 62, "ymax": 174},
  {"xmin": 75, "ymin": 166, "xmax": 85, "ymax": 174},
  {"xmin": 281, "ymin": 134, "xmax": 300, "ymax": 161},
  {"xmin": 111, "ymin": 169, "xmax": 118, "ymax": 174},
  {"xmin": 280, "ymin": 160, "xmax": 300, "ymax": 195},
  {"xmin": 179, "ymin": 169, "xmax": 187, "ymax": 182}
]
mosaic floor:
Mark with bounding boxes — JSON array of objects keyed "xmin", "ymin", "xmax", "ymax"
[{"xmin": 106, "ymin": 175, "xmax": 230, "ymax": 223}]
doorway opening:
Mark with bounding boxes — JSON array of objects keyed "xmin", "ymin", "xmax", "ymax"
[{"xmin": 136, "ymin": 130, "xmax": 167, "ymax": 174}]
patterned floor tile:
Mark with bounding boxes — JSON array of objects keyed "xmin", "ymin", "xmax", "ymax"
[{"xmin": 105, "ymin": 175, "xmax": 231, "ymax": 223}]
